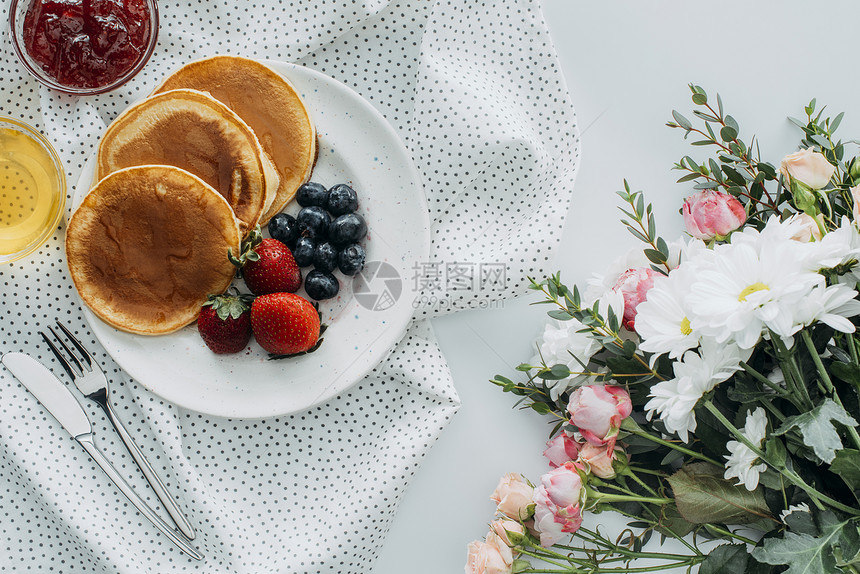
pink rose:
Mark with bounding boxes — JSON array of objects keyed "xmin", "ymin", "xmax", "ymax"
[
  {"xmin": 490, "ymin": 519, "xmax": 524, "ymax": 547},
  {"xmin": 465, "ymin": 539, "xmax": 511, "ymax": 574},
  {"xmin": 682, "ymin": 189, "xmax": 747, "ymax": 240},
  {"xmin": 490, "ymin": 473, "xmax": 534, "ymax": 521},
  {"xmin": 543, "ymin": 433, "xmax": 583, "ymax": 468},
  {"xmin": 780, "ymin": 148, "xmax": 836, "ymax": 190},
  {"xmin": 612, "ymin": 267, "xmax": 660, "ymax": 331},
  {"xmin": 567, "ymin": 385, "xmax": 632, "ymax": 448},
  {"xmin": 578, "ymin": 443, "xmax": 619, "ymax": 479},
  {"xmin": 786, "ymin": 213, "xmax": 824, "ymax": 242},
  {"xmin": 533, "ymin": 462, "xmax": 584, "ymax": 547}
]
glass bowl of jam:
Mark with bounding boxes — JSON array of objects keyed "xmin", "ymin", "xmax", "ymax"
[
  {"xmin": 9, "ymin": 0, "xmax": 159, "ymax": 95},
  {"xmin": 0, "ymin": 117, "xmax": 66, "ymax": 264}
]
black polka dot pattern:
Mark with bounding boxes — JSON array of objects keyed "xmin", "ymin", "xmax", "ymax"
[{"xmin": 0, "ymin": 0, "xmax": 578, "ymax": 571}]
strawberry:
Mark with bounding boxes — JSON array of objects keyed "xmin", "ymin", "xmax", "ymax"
[
  {"xmin": 229, "ymin": 226, "xmax": 302, "ymax": 295},
  {"xmin": 197, "ymin": 291, "xmax": 254, "ymax": 354},
  {"xmin": 251, "ymin": 292, "xmax": 321, "ymax": 356}
]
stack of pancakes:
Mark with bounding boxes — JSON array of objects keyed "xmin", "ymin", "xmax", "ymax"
[{"xmin": 66, "ymin": 56, "xmax": 317, "ymax": 335}]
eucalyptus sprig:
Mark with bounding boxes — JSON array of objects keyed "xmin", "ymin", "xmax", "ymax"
[
  {"xmin": 667, "ymin": 84, "xmax": 782, "ymax": 228},
  {"xmin": 617, "ymin": 182, "xmax": 671, "ymax": 274}
]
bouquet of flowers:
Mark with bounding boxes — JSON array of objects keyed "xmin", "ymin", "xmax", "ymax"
[{"xmin": 466, "ymin": 85, "xmax": 860, "ymax": 574}]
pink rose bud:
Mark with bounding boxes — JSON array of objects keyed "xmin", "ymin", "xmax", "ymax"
[
  {"xmin": 682, "ymin": 189, "xmax": 747, "ymax": 240},
  {"xmin": 567, "ymin": 385, "xmax": 632, "ymax": 448},
  {"xmin": 533, "ymin": 461, "xmax": 584, "ymax": 547},
  {"xmin": 786, "ymin": 213, "xmax": 824, "ymax": 242},
  {"xmin": 578, "ymin": 443, "xmax": 619, "ymax": 479},
  {"xmin": 780, "ymin": 148, "xmax": 836, "ymax": 191},
  {"xmin": 465, "ymin": 539, "xmax": 511, "ymax": 574},
  {"xmin": 490, "ymin": 473, "xmax": 534, "ymax": 521},
  {"xmin": 612, "ymin": 267, "xmax": 660, "ymax": 331},
  {"xmin": 490, "ymin": 519, "xmax": 525, "ymax": 547},
  {"xmin": 543, "ymin": 433, "xmax": 583, "ymax": 468}
]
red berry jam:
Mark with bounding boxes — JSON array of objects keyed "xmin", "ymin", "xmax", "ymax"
[{"xmin": 22, "ymin": 0, "xmax": 153, "ymax": 90}]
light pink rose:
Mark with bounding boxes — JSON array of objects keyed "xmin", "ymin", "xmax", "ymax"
[
  {"xmin": 543, "ymin": 433, "xmax": 583, "ymax": 468},
  {"xmin": 490, "ymin": 473, "xmax": 534, "ymax": 521},
  {"xmin": 465, "ymin": 539, "xmax": 511, "ymax": 574},
  {"xmin": 485, "ymin": 530, "xmax": 515, "ymax": 565},
  {"xmin": 567, "ymin": 385, "xmax": 632, "ymax": 448},
  {"xmin": 612, "ymin": 267, "xmax": 660, "ymax": 332},
  {"xmin": 533, "ymin": 461, "xmax": 584, "ymax": 547},
  {"xmin": 682, "ymin": 189, "xmax": 747, "ymax": 240},
  {"xmin": 786, "ymin": 213, "xmax": 824, "ymax": 242},
  {"xmin": 490, "ymin": 519, "xmax": 524, "ymax": 547},
  {"xmin": 578, "ymin": 443, "xmax": 618, "ymax": 479},
  {"xmin": 780, "ymin": 148, "xmax": 836, "ymax": 190}
]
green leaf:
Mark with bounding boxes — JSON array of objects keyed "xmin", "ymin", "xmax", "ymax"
[
  {"xmin": 775, "ymin": 399, "xmax": 859, "ymax": 463},
  {"xmin": 831, "ymin": 448, "xmax": 860, "ymax": 490},
  {"xmin": 752, "ymin": 514, "xmax": 860, "ymax": 574},
  {"xmin": 547, "ymin": 309, "xmax": 573, "ymax": 321},
  {"xmin": 700, "ymin": 544, "xmax": 751, "ymax": 574},
  {"xmin": 831, "ymin": 361, "xmax": 860, "ymax": 387},
  {"xmin": 721, "ymin": 125, "xmax": 738, "ymax": 142},
  {"xmin": 692, "ymin": 92, "xmax": 708, "ymax": 105},
  {"xmin": 666, "ymin": 463, "xmax": 772, "ymax": 525},
  {"xmin": 672, "ymin": 110, "xmax": 692, "ymax": 130},
  {"xmin": 644, "ymin": 248, "xmax": 667, "ymax": 265}
]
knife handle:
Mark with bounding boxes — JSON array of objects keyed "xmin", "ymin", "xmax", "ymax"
[
  {"xmin": 76, "ymin": 433, "xmax": 204, "ymax": 561},
  {"xmin": 104, "ymin": 401, "xmax": 196, "ymax": 540}
]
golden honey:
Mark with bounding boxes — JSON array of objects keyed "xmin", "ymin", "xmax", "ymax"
[{"xmin": 0, "ymin": 119, "xmax": 65, "ymax": 263}]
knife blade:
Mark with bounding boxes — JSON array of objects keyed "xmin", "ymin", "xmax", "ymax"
[
  {"xmin": 0, "ymin": 352, "xmax": 203, "ymax": 561},
  {"xmin": 1, "ymin": 352, "xmax": 91, "ymax": 437}
]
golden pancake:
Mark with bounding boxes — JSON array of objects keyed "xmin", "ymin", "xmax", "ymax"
[
  {"xmin": 96, "ymin": 88, "xmax": 273, "ymax": 235},
  {"xmin": 66, "ymin": 166, "xmax": 241, "ymax": 335},
  {"xmin": 152, "ymin": 55, "xmax": 316, "ymax": 223}
]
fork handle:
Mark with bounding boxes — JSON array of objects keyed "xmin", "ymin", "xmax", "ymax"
[
  {"xmin": 76, "ymin": 434, "xmax": 204, "ymax": 561},
  {"xmin": 104, "ymin": 402, "xmax": 196, "ymax": 540}
]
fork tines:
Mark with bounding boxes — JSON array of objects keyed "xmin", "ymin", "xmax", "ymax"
[{"xmin": 40, "ymin": 321, "xmax": 94, "ymax": 382}]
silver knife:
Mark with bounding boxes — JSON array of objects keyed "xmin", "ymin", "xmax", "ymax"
[{"xmin": 1, "ymin": 352, "xmax": 203, "ymax": 561}]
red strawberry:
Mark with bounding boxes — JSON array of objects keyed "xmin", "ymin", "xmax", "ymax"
[
  {"xmin": 229, "ymin": 227, "xmax": 302, "ymax": 295},
  {"xmin": 197, "ymin": 291, "xmax": 254, "ymax": 354},
  {"xmin": 251, "ymin": 292, "xmax": 321, "ymax": 355}
]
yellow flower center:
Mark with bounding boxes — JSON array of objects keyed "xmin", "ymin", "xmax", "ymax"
[
  {"xmin": 679, "ymin": 317, "xmax": 692, "ymax": 336},
  {"xmin": 738, "ymin": 282, "xmax": 769, "ymax": 302}
]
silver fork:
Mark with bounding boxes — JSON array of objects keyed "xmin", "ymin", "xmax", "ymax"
[{"xmin": 41, "ymin": 321, "xmax": 196, "ymax": 540}]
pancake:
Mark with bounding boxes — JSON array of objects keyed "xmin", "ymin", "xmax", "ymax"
[
  {"xmin": 96, "ymin": 88, "xmax": 275, "ymax": 235},
  {"xmin": 152, "ymin": 55, "xmax": 316, "ymax": 223},
  {"xmin": 66, "ymin": 166, "xmax": 241, "ymax": 335}
]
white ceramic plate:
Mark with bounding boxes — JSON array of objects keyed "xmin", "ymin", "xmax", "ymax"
[{"xmin": 71, "ymin": 61, "xmax": 429, "ymax": 419}]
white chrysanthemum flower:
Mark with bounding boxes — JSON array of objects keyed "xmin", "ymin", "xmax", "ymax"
[
  {"xmin": 532, "ymin": 318, "xmax": 602, "ymax": 400},
  {"xmin": 636, "ymin": 263, "xmax": 700, "ymax": 362},
  {"xmin": 687, "ymin": 238, "xmax": 823, "ymax": 349},
  {"xmin": 792, "ymin": 283, "xmax": 860, "ymax": 334},
  {"xmin": 815, "ymin": 217, "xmax": 860, "ymax": 285},
  {"xmin": 644, "ymin": 339, "xmax": 744, "ymax": 442},
  {"xmin": 724, "ymin": 407, "xmax": 768, "ymax": 491}
]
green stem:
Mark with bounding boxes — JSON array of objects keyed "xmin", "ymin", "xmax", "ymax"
[
  {"xmin": 589, "ymin": 490, "xmax": 674, "ymax": 506},
  {"xmin": 703, "ymin": 401, "xmax": 860, "ymax": 516},
  {"xmin": 622, "ymin": 421, "xmax": 722, "ymax": 467},
  {"xmin": 739, "ymin": 361, "xmax": 793, "ymax": 399},
  {"xmin": 771, "ymin": 334, "xmax": 814, "ymax": 410},
  {"xmin": 705, "ymin": 524, "xmax": 757, "ymax": 546},
  {"xmin": 801, "ymin": 330, "xmax": 860, "ymax": 451}
]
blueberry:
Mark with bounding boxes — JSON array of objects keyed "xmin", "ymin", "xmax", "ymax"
[
  {"xmin": 312, "ymin": 242, "xmax": 339, "ymax": 273},
  {"xmin": 293, "ymin": 236, "xmax": 315, "ymax": 267},
  {"xmin": 304, "ymin": 270, "xmax": 339, "ymax": 301},
  {"xmin": 338, "ymin": 243, "xmax": 366, "ymax": 276},
  {"xmin": 267, "ymin": 213, "xmax": 299, "ymax": 247},
  {"xmin": 327, "ymin": 184, "xmax": 359, "ymax": 215},
  {"xmin": 297, "ymin": 206, "xmax": 331, "ymax": 240},
  {"xmin": 296, "ymin": 182, "xmax": 329, "ymax": 207},
  {"xmin": 329, "ymin": 213, "xmax": 367, "ymax": 246}
]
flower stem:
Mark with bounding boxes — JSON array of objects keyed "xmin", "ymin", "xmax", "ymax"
[
  {"xmin": 703, "ymin": 400, "xmax": 860, "ymax": 516},
  {"xmin": 801, "ymin": 330, "xmax": 860, "ymax": 451},
  {"xmin": 621, "ymin": 420, "xmax": 722, "ymax": 467},
  {"xmin": 705, "ymin": 524, "xmax": 757, "ymax": 546},
  {"xmin": 589, "ymin": 490, "xmax": 674, "ymax": 506}
]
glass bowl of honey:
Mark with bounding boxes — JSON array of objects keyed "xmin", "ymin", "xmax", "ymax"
[
  {"xmin": 8, "ymin": 0, "xmax": 159, "ymax": 95},
  {"xmin": 0, "ymin": 117, "xmax": 66, "ymax": 264}
]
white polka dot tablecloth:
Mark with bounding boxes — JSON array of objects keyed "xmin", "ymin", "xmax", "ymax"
[{"xmin": 0, "ymin": 0, "xmax": 579, "ymax": 572}]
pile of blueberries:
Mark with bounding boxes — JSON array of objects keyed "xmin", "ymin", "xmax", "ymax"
[{"xmin": 268, "ymin": 182, "xmax": 367, "ymax": 301}]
